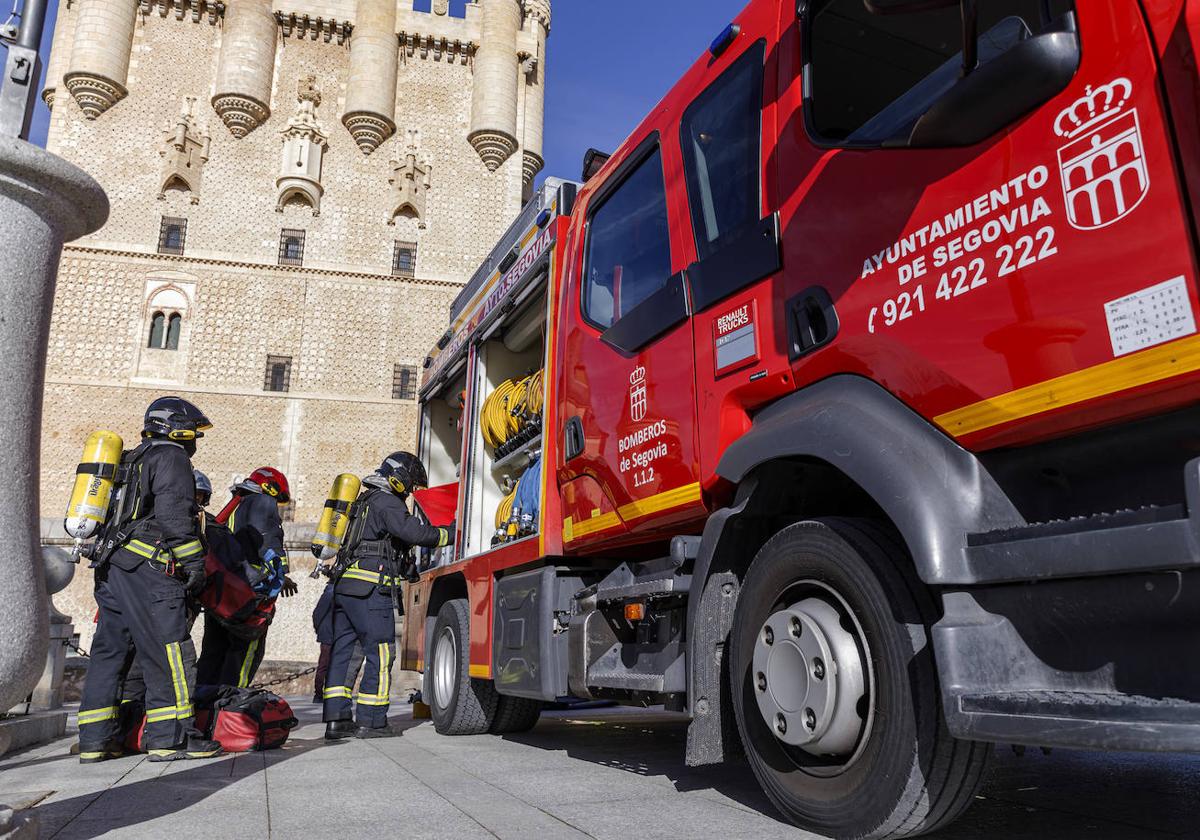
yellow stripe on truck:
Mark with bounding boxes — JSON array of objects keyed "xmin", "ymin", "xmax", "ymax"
[{"xmin": 934, "ymin": 333, "xmax": 1200, "ymax": 437}]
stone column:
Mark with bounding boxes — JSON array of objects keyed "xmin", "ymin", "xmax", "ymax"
[
  {"xmin": 0, "ymin": 137, "xmax": 108, "ymax": 736},
  {"xmin": 342, "ymin": 0, "xmax": 397, "ymax": 155},
  {"xmin": 521, "ymin": 0, "xmax": 549, "ymax": 187},
  {"xmin": 40, "ymin": 0, "xmax": 77, "ymax": 111},
  {"xmin": 63, "ymin": 0, "xmax": 137, "ymax": 119},
  {"xmin": 212, "ymin": 0, "xmax": 278, "ymax": 138},
  {"xmin": 468, "ymin": 0, "xmax": 521, "ymax": 171}
]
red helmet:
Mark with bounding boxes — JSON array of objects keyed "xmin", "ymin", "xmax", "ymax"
[{"xmin": 247, "ymin": 466, "xmax": 290, "ymax": 503}]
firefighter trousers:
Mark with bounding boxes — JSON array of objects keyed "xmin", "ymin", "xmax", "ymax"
[
  {"xmin": 196, "ymin": 612, "xmax": 267, "ymax": 688},
  {"xmin": 78, "ymin": 557, "xmax": 199, "ymax": 751},
  {"xmin": 322, "ymin": 588, "xmax": 395, "ymax": 728}
]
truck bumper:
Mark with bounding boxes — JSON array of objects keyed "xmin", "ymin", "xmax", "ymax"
[{"xmin": 936, "ymin": 458, "xmax": 1200, "ymax": 751}]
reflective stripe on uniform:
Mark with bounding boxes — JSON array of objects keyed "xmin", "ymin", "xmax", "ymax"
[
  {"xmin": 171, "ymin": 539, "xmax": 204, "ymax": 559},
  {"xmin": 380, "ymin": 642, "xmax": 391, "ymax": 699},
  {"xmin": 356, "ymin": 693, "xmax": 390, "ymax": 706},
  {"xmin": 437, "ymin": 528, "xmax": 449, "ymax": 548},
  {"xmin": 237, "ymin": 639, "xmax": 260, "ymax": 688},
  {"xmin": 340, "ymin": 566, "xmax": 396, "ymax": 587},
  {"xmin": 78, "ymin": 706, "xmax": 119, "ymax": 725},
  {"xmin": 323, "ymin": 686, "xmax": 352, "ymax": 699},
  {"xmin": 165, "ymin": 641, "xmax": 191, "ymax": 716},
  {"xmin": 126, "ymin": 539, "xmax": 159, "ymax": 559}
]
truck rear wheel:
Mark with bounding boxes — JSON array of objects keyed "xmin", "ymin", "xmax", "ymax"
[
  {"xmin": 729, "ymin": 518, "xmax": 990, "ymax": 840},
  {"xmin": 429, "ymin": 598, "xmax": 497, "ymax": 735},
  {"xmin": 490, "ymin": 695, "xmax": 542, "ymax": 734}
]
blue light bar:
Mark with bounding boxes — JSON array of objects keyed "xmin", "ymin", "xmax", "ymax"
[
  {"xmin": 709, "ymin": 23, "xmax": 740, "ymax": 57},
  {"xmin": 536, "ymin": 208, "xmax": 552, "ymax": 228}
]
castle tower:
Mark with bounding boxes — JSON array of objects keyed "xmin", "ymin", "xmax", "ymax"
[
  {"xmin": 63, "ymin": 0, "xmax": 138, "ymax": 118},
  {"xmin": 40, "ymin": 0, "xmax": 77, "ymax": 110},
  {"xmin": 468, "ymin": 0, "xmax": 521, "ymax": 171},
  {"xmin": 521, "ymin": 0, "xmax": 549, "ymax": 187},
  {"xmin": 342, "ymin": 0, "xmax": 398, "ymax": 155},
  {"xmin": 212, "ymin": 0, "xmax": 278, "ymax": 138}
]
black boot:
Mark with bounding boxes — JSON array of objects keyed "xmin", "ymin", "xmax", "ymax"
[
  {"xmin": 147, "ymin": 736, "xmax": 223, "ymax": 762},
  {"xmin": 354, "ymin": 725, "xmax": 398, "ymax": 739},
  {"xmin": 325, "ymin": 720, "xmax": 356, "ymax": 741}
]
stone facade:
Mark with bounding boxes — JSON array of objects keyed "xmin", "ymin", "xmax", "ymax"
[{"xmin": 40, "ymin": 0, "xmax": 550, "ymax": 661}]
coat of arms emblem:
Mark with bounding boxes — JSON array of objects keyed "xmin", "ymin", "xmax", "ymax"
[
  {"xmin": 1055, "ymin": 77, "xmax": 1149, "ymax": 230},
  {"xmin": 629, "ymin": 366, "xmax": 647, "ymax": 423}
]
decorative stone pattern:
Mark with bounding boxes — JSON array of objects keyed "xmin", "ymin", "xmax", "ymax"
[
  {"xmin": 158, "ymin": 97, "xmax": 210, "ymax": 201},
  {"xmin": 276, "ymin": 75, "xmax": 329, "ymax": 214},
  {"xmin": 39, "ymin": 0, "xmax": 549, "ymax": 662},
  {"xmin": 65, "ymin": 0, "xmax": 140, "ymax": 118},
  {"xmin": 212, "ymin": 0, "xmax": 276, "ymax": 137},
  {"xmin": 341, "ymin": 0, "xmax": 397, "ymax": 155}
]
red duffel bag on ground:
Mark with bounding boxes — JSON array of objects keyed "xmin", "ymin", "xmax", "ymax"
[{"xmin": 195, "ymin": 686, "xmax": 298, "ymax": 751}]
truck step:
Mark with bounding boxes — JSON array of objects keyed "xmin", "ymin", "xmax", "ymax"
[
  {"xmin": 580, "ymin": 550, "xmax": 694, "ymax": 606},
  {"xmin": 960, "ymin": 503, "xmax": 1196, "ymax": 583},
  {"xmin": 961, "ymin": 690, "xmax": 1200, "ymax": 723}
]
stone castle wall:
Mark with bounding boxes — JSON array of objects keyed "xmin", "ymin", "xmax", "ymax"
[{"xmin": 40, "ymin": 0, "xmax": 544, "ymax": 662}]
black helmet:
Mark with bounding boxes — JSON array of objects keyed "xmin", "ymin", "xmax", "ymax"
[
  {"xmin": 378, "ymin": 451, "xmax": 428, "ymax": 496},
  {"xmin": 144, "ymin": 396, "xmax": 212, "ymax": 441}
]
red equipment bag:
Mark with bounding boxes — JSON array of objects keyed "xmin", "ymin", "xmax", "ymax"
[
  {"xmin": 200, "ymin": 687, "xmax": 298, "ymax": 752},
  {"xmin": 198, "ymin": 520, "xmax": 275, "ymax": 640}
]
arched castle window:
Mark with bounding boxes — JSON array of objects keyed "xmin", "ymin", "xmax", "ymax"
[{"xmin": 147, "ymin": 311, "xmax": 182, "ymax": 350}]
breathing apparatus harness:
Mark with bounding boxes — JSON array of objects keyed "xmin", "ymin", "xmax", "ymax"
[{"xmin": 326, "ymin": 482, "xmax": 410, "ymax": 616}]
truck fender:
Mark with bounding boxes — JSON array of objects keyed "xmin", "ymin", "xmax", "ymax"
[{"xmin": 683, "ymin": 375, "xmax": 1022, "ymax": 765}]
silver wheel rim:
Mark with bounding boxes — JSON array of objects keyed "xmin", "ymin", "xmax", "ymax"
[
  {"xmin": 433, "ymin": 626, "xmax": 457, "ymax": 710},
  {"xmin": 751, "ymin": 581, "xmax": 873, "ymax": 768}
]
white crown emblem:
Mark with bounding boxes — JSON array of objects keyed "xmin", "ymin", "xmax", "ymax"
[
  {"xmin": 1053, "ymin": 78, "xmax": 1132, "ymax": 139},
  {"xmin": 630, "ymin": 366, "xmax": 646, "ymax": 386}
]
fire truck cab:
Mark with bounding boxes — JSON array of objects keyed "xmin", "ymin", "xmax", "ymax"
[{"xmin": 405, "ymin": 2, "xmax": 1200, "ymax": 837}]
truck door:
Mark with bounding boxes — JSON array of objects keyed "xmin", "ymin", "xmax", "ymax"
[
  {"xmin": 557, "ymin": 138, "xmax": 705, "ymax": 550},
  {"xmin": 766, "ymin": 1, "xmax": 1200, "ymax": 449}
]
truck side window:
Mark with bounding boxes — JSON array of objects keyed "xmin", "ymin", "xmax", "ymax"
[
  {"xmin": 582, "ymin": 146, "xmax": 672, "ymax": 330},
  {"xmin": 680, "ymin": 41, "xmax": 765, "ymax": 260},
  {"xmin": 807, "ymin": 0, "xmax": 1075, "ymax": 145}
]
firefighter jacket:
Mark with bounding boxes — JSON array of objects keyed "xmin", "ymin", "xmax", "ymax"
[
  {"xmin": 227, "ymin": 491, "xmax": 288, "ymax": 573},
  {"xmin": 335, "ymin": 489, "xmax": 450, "ymax": 597},
  {"xmin": 108, "ymin": 439, "xmax": 203, "ymax": 572}
]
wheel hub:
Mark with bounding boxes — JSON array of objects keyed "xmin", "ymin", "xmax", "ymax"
[
  {"xmin": 433, "ymin": 626, "xmax": 456, "ymax": 710},
  {"xmin": 752, "ymin": 596, "xmax": 867, "ymax": 756}
]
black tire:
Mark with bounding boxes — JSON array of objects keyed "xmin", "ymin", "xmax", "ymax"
[
  {"xmin": 729, "ymin": 518, "xmax": 990, "ymax": 840},
  {"xmin": 428, "ymin": 598, "xmax": 497, "ymax": 735},
  {"xmin": 490, "ymin": 695, "xmax": 543, "ymax": 734}
]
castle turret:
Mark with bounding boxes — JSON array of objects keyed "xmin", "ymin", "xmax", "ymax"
[
  {"xmin": 63, "ymin": 0, "xmax": 138, "ymax": 119},
  {"xmin": 41, "ymin": 0, "xmax": 77, "ymax": 110},
  {"xmin": 468, "ymin": 0, "xmax": 521, "ymax": 171},
  {"xmin": 521, "ymin": 0, "xmax": 549, "ymax": 187},
  {"xmin": 211, "ymin": 0, "xmax": 277, "ymax": 138},
  {"xmin": 342, "ymin": 0, "xmax": 398, "ymax": 155}
]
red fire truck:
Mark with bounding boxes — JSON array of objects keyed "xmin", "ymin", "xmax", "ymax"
[{"xmin": 403, "ymin": 2, "xmax": 1200, "ymax": 836}]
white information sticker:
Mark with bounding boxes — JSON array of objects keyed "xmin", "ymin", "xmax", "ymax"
[{"xmin": 1104, "ymin": 275, "xmax": 1196, "ymax": 357}]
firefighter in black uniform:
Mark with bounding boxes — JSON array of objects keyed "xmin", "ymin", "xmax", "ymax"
[
  {"xmin": 198, "ymin": 467, "xmax": 297, "ymax": 688},
  {"xmin": 323, "ymin": 452, "xmax": 451, "ymax": 739},
  {"xmin": 77, "ymin": 396, "xmax": 222, "ymax": 763}
]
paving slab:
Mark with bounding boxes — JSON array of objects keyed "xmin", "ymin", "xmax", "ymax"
[{"xmin": 0, "ymin": 700, "xmax": 1196, "ymax": 838}]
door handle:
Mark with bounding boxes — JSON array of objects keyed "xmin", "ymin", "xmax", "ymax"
[
  {"xmin": 564, "ymin": 416, "xmax": 585, "ymax": 462},
  {"xmin": 787, "ymin": 286, "xmax": 839, "ymax": 359}
]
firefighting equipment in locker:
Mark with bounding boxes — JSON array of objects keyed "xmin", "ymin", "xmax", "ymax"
[
  {"xmin": 311, "ymin": 473, "xmax": 363, "ymax": 560},
  {"xmin": 480, "ymin": 370, "xmax": 544, "ymax": 453},
  {"xmin": 493, "ymin": 458, "xmax": 541, "ymax": 543},
  {"xmin": 65, "ymin": 431, "xmax": 125, "ymax": 541}
]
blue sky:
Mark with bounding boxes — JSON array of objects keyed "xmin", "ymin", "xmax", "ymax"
[{"xmin": 27, "ymin": 0, "xmax": 743, "ymax": 184}]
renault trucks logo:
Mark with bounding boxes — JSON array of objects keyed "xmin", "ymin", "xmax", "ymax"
[
  {"xmin": 1054, "ymin": 77, "xmax": 1148, "ymax": 231},
  {"xmin": 629, "ymin": 366, "xmax": 647, "ymax": 422}
]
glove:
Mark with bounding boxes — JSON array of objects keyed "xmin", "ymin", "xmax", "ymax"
[
  {"xmin": 180, "ymin": 561, "xmax": 206, "ymax": 597},
  {"xmin": 280, "ymin": 575, "xmax": 299, "ymax": 598},
  {"xmin": 439, "ymin": 522, "xmax": 456, "ymax": 548}
]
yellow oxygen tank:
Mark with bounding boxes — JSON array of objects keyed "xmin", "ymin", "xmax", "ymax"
[
  {"xmin": 311, "ymin": 473, "xmax": 362, "ymax": 560},
  {"xmin": 64, "ymin": 431, "xmax": 124, "ymax": 541}
]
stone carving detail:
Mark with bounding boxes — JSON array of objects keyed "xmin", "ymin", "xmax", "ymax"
[
  {"xmin": 433, "ymin": 0, "xmax": 448, "ymax": 14},
  {"xmin": 388, "ymin": 130, "xmax": 432, "ymax": 228},
  {"xmin": 276, "ymin": 76, "xmax": 329, "ymax": 215},
  {"xmin": 344, "ymin": 113, "xmax": 393, "ymax": 156},
  {"xmin": 158, "ymin": 98, "xmax": 210, "ymax": 203},
  {"xmin": 63, "ymin": 74, "xmax": 127, "ymax": 120},
  {"xmin": 469, "ymin": 131, "xmax": 516, "ymax": 173},
  {"xmin": 212, "ymin": 94, "xmax": 269, "ymax": 139},
  {"xmin": 524, "ymin": 0, "xmax": 551, "ymax": 31}
]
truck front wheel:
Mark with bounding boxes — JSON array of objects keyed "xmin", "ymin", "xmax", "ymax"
[
  {"xmin": 428, "ymin": 598, "xmax": 497, "ymax": 735},
  {"xmin": 729, "ymin": 518, "xmax": 990, "ymax": 840}
]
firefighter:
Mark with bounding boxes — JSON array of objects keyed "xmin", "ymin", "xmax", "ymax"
[
  {"xmin": 77, "ymin": 396, "xmax": 222, "ymax": 763},
  {"xmin": 312, "ymin": 580, "xmax": 364, "ymax": 704},
  {"xmin": 323, "ymin": 452, "xmax": 451, "ymax": 739},
  {"xmin": 197, "ymin": 467, "xmax": 297, "ymax": 688},
  {"xmin": 193, "ymin": 469, "xmax": 212, "ymax": 509}
]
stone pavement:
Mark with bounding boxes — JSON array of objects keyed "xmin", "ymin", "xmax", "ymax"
[{"xmin": 2, "ymin": 700, "xmax": 1199, "ymax": 839}]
